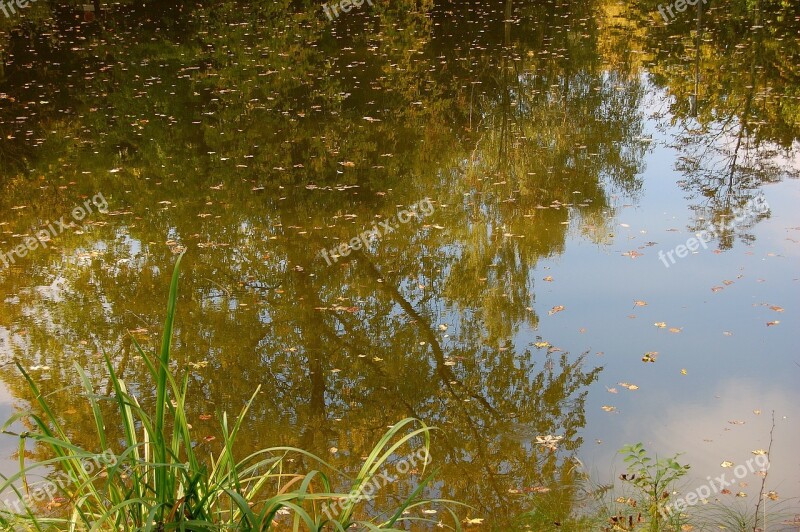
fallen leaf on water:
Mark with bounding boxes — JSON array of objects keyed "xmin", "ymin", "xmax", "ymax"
[
  {"xmin": 533, "ymin": 341, "xmax": 550, "ymax": 348},
  {"xmin": 735, "ymin": 492, "xmax": 747, "ymax": 498},
  {"xmin": 199, "ymin": 414, "xmax": 212, "ymax": 421},
  {"xmin": 607, "ymin": 387, "xmax": 618, "ymax": 394},
  {"xmin": 601, "ymin": 405, "xmax": 617, "ymax": 412},
  {"xmin": 681, "ymin": 368, "xmax": 687, "ymax": 375},
  {"xmin": 752, "ymin": 449, "xmax": 767, "ymax": 455},
  {"xmin": 728, "ymin": 420, "xmax": 746, "ymax": 425},
  {"xmin": 721, "ymin": 461, "xmax": 734, "ymax": 468},
  {"xmin": 711, "ymin": 286, "xmax": 724, "ymax": 293},
  {"xmin": 769, "ymin": 306, "xmax": 784, "ymax": 312},
  {"xmin": 618, "ymin": 382, "xmax": 639, "ymax": 390},
  {"xmin": 543, "ymin": 276, "xmax": 554, "ymax": 282},
  {"xmin": 549, "ymin": 305, "xmax": 565, "ymax": 316},
  {"xmin": 642, "ymin": 352, "xmax": 658, "ymax": 363},
  {"xmin": 767, "ymin": 491, "xmax": 779, "ymax": 501},
  {"xmin": 753, "ymin": 409, "xmax": 761, "ymax": 415},
  {"xmin": 766, "ymin": 321, "xmax": 780, "ymax": 326},
  {"xmin": 634, "ymin": 300, "xmax": 647, "ymax": 307},
  {"xmin": 463, "ymin": 517, "xmax": 484, "ymax": 525},
  {"xmin": 654, "ymin": 322, "xmax": 667, "ymax": 328},
  {"xmin": 526, "ymin": 486, "xmax": 551, "ymax": 493}
]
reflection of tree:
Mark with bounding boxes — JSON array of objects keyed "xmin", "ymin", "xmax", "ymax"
[
  {"xmin": 631, "ymin": 0, "xmax": 800, "ymax": 248},
  {"xmin": 16, "ymin": 0, "xmax": 800, "ymax": 527}
]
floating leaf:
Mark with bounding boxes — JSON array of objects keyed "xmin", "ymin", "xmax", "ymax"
[{"xmin": 642, "ymin": 352, "xmax": 658, "ymax": 363}]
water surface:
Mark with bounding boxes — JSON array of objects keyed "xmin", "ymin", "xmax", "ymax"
[{"xmin": 1, "ymin": 0, "xmax": 799, "ymax": 528}]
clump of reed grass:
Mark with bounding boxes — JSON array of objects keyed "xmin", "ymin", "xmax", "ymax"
[{"xmin": 0, "ymin": 254, "xmax": 465, "ymax": 530}]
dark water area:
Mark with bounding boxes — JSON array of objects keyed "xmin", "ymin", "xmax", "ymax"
[{"xmin": 1, "ymin": 0, "xmax": 799, "ymax": 528}]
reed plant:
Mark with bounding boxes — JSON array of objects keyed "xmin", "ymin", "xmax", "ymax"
[{"xmin": 0, "ymin": 255, "xmax": 464, "ymax": 530}]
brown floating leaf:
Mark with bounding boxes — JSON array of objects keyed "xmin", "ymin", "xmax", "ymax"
[
  {"xmin": 766, "ymin": 321, "xmax": 780, "ymax": 326},
  {"xmin": 642, "ymin": 351, "xmax": 658, "ymax": 363},
  {"xmin": 549, "ymin": 305, "xmax": 565, "ymax": 316},
  {"xmin": 634, "ymin": 300, "xmax": 647, "ymax": 307}
]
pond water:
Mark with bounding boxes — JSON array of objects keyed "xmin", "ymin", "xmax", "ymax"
[{"xmin": 1, "ymin": 0, "xmax": 798, "ymax": 528}]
